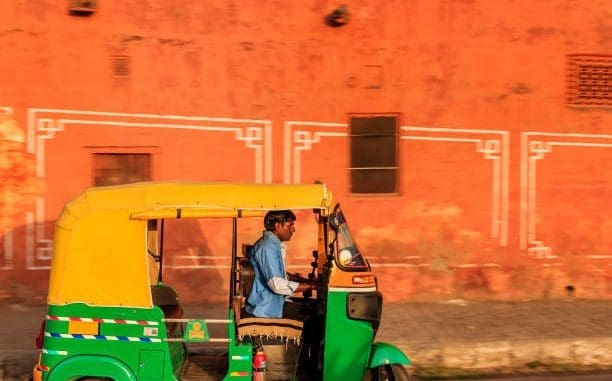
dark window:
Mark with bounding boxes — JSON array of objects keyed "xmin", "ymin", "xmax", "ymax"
[
  {"xmin": 93, "ymin": 153, "xmax": 150, "ymax": 186},
  {"xmin": 567, "ymin": 54, "xmax": 611, "ymax": 107},
  {"xmin": 349, "ymin": 115, "xmax": 398, "ymax": 194}
]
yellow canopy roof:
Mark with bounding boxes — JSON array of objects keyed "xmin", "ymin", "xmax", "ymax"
[{"xmin": 48, "ymin": 182, "xmax": 334, "ymax": 307}]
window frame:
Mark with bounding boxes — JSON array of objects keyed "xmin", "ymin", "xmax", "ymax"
[
  {"xmin": 347, "ymin": 113, "xmax": 400, "ymax": 196},
  {"xmin": 89, "ymin": 147, "xmax": 155, "ymax": 186}
]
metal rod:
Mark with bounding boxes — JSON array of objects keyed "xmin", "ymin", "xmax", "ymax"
[
  {"xmin": 230, "ymin": 216, "xmax": 237, "ymax": 305},
  {"xmin": 163, "ymin": 318, "xmax": 232, "ymax": 324},
  {"xmin": 166, "ymin": 338, "xmax": 231, "ymax": 343},
  {"xmin": 158, "ymin": 219, "xmax": 165, "ymax": 283}
]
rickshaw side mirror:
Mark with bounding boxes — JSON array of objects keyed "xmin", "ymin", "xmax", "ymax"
[{"xmin": 329, "ymin": 214, "xmax": 339, "ymax": 231}]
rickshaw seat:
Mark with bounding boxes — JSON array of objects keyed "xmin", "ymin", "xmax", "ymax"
[
  {"xmin": 237, "ymin": 317, "xmax": 304, "ymax": 380},
  {"xmin": 233, "ymin": 246, "xmax": 304, "ymax": 379},
  {"xmin": 151, "ymin": 284, "xmax": 184, "ymax": 335}
]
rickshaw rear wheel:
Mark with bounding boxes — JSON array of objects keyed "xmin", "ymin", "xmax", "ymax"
[{"xmin": 363, "ymin": 364, "xmax": 411, "ymax": 381}]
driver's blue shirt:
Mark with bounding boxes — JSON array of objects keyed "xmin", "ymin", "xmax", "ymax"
[{"xmin": 245, "ymin": 231, "xmax": 298, "ymax": 318}]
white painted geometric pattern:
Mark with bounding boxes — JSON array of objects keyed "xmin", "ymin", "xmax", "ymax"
[
  {"xmin": 283, "ymin": 121, "xmax": 509, "ymax": 247},
  {"xmin": 520, "ymin": 132, "xmax": 612, "ymax": 258},
  {"xmin": 284, "ymin": 121, "xmax": 347, "ymax": 185},
  {"xmin": 401, "ymin": 127, "xmax": 510, "ymax": 247},
  {"xmin": 25, "ymin": 108, "xmax": 273, "ymax": 270}
]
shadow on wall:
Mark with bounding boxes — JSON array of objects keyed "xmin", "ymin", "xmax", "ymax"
[
  {"xmin": 0, "ymin": 221, "xmax": 55, "ymax": 305},
  {"xmin": 0, "ymin": 219, "xmax": 229, "ymax": 305},
  {"xmin": 0, "ymin": 111, "xmax": 46, "ymax": 303}
]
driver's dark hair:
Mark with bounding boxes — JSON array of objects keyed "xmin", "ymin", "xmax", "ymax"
[{"xmin": 264, "ymin": 210, "xmax": 296, "ymax": 231}]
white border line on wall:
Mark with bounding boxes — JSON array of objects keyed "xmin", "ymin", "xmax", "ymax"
[
  {"xmin": 401, "ymin": 127, "xmax": 510, "ymax": 247},
  {"xmin": 27, "ymin": 109, "xmax": 272, "ymax": 182},
  {"xmin": 284, "ymin": 121, "xmax": 348, "ymax": 185},
  {"xmin": 520, "ymin": 132, "xmax": 612, "ymax": 258}
]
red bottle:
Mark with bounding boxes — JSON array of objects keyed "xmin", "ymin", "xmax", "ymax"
[{"xmin": 253, "ymin": 346, "xmax": 267, "ymax": 381}]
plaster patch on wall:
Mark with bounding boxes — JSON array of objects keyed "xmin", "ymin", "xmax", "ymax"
[{"xmin": 356, "ymin": 201, "xmax": 483, "ymax": 272}]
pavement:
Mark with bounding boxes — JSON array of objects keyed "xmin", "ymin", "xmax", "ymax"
[{"xmin": 0, "ymin": 299, "xmax": 611, "ymax": 380}]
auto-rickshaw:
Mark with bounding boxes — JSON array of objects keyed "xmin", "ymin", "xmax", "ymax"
[{"xmin": 33, "ymin": 182, "xmax": 410, "ymax": 380}]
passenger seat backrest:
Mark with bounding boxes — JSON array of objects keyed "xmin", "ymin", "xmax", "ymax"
[
  {"xmin": 151, "ymin": 284, "xmax": 183, "ymax": 336},
  {"xmin": 238, "ymin": 257, "xmax": 255, "ymax": 298},
  {"xmin": 238, "ymin": 244, "xmax": 255, "ymax": 298},
  {"xmin": 151, "ymin": 284, "xmax": 179, "ymax": 307},
  {"xmin": 233, "ymin": 244, "xmax": 255, "ymax": 323}
]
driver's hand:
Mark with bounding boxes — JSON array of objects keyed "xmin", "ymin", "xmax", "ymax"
[{"xmin": 288, "ymin": 272, "xmax": 308, "ymax": 283}]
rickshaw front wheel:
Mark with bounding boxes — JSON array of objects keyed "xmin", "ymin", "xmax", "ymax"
[{"xmin": 363, "ymin": 364, "xmax": 411, "ymax": 381}]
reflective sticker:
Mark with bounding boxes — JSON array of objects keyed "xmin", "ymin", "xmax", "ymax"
[
  {"xmin": 143, "ymin": 327, "xmax": 159, "ymax": 337},
  {"xmin": 68, "ymin": 320, "xmax": 99, "ymax": 335},
  {"xmin": 229, "ymin": 371, "xmax": 250, "ymax": 377},
  {"xmin": 47, "ymin": 315, "xmax": 158, "ymax": 326},
  {"xmin": 42, "ymin": 349, "xmax": 68, "ymax": 356},
  {"xmin": 45, "ymin": 331, "xmax": 162, "ymax": 343}
]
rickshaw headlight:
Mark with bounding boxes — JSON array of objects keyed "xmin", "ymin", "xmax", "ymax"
[{"xmin": 339, "ymin": 249, "xmax": 352, "ymax": 265}]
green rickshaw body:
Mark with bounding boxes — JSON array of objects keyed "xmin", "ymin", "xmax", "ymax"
[
  {"xmin": 39, "ymin": 303, "xmax": 255, "ymax": 381},
  {"xmin": 323, "ymin": 290, "xmax": 409, "ymax": 380},
  {"xmin": 324, "ymin": 290, "xmax": 375, "ymax": 380},
  {"xmin": 40, "ymin": 304, "xmax": 185, "ymax": 381}
]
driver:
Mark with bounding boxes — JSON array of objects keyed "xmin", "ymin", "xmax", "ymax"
[{"xmin": 244, "ymin": 210, "xmax": 316, "ymax": 319}]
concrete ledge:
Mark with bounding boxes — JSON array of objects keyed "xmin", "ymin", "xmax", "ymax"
[
  {"xmin": 440, "ymin": 341, "xmax": 512, "ymax": 368},
  {"xmin": 573, "ymin": 338, "xmax": 612, "ymax": 365},
  {"xmin": 509, "ymin": 341, "xmax": 541, "ymax": 367},
  {"xmin": 540, "ymin": 339, "xmax": 574, "ymax": 364},
  {"xmin": 399, "ymin": 337, "xmax": 612, "ymax": 376}
]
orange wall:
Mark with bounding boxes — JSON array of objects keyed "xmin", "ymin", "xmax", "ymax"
[{"xmin": 0, "ymin": 1, "xmax": 611, "ymax": 303}]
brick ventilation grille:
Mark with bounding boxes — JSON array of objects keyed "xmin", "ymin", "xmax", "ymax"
[
  {"xmin": 567, "ymin": 55, "xmax": 611, "ymax": 107},
  {"xmin": 112, "ymin": 55, "xmax": 130, "ymax": 77}
]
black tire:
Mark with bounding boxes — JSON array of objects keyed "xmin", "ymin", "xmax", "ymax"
[{"xmin": 363, "ymin": 364, "xmax": 411, "ymax": 381}]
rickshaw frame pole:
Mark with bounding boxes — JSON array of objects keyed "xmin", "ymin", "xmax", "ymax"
[
  {"xmin": 229, "ymin": 216, "xmax": 237, "ymax": 306},
  {"xmin": 158, "ymin": 218, "xmax": 165, "ymax": 284}
]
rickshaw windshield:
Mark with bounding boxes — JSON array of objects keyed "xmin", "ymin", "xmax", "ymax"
[{"xmin": 329, "ymin": 205, "xmax": 369, "ymax": 271}]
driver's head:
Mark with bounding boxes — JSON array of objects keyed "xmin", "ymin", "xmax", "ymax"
[{"xmin": 264, "ymin": 210, "xmax": 296, "ymax": 242}]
